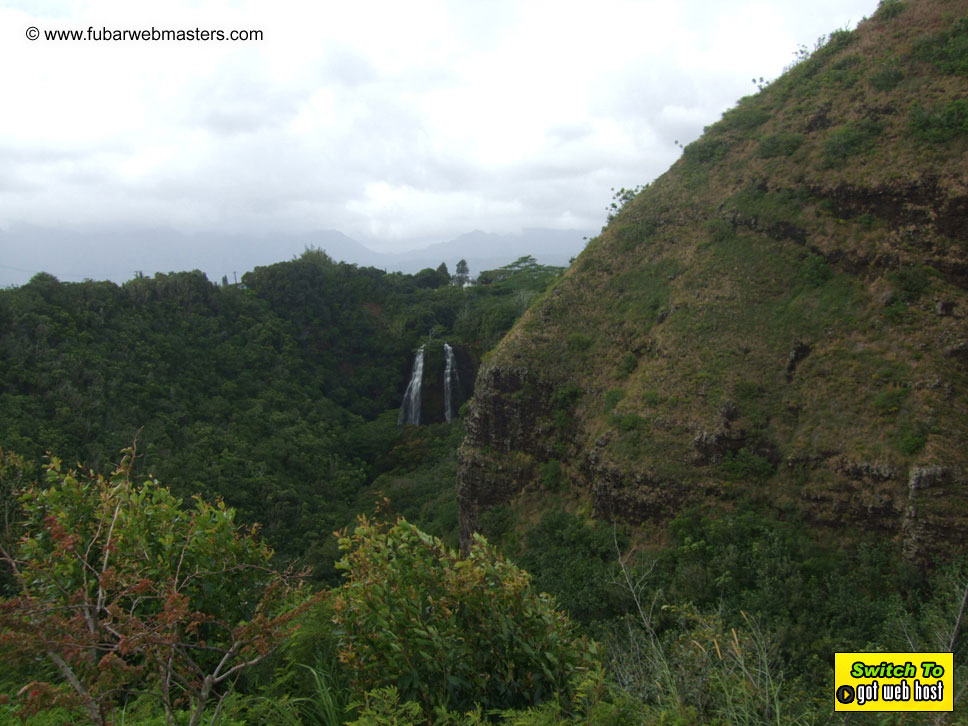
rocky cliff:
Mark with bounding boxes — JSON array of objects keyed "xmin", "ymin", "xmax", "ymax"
[{"xmin": 458, "ymin": 0, "xmax": 968, "ymax": 563}]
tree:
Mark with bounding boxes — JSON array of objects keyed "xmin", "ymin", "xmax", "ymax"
[
  {"xmin": 328, "ymin": 515, "xmax": 599, "ymax": 718},
  {"xmin": 453, "ymin": 259, "xmax": 470, "ymax": 287},
  {"xmin": 0, "ymin": 447, "xmax": 308, "ymax": 726},
  {"xmin": 605, "ymin": 185, "xmax": 645, "ymax": 223},
  {"xmin": 0, "ymin": 447, "xmax": 32, "ymax": 597},
  {"xmin": 414, "ymin": 267, "xmax": 446, "ymax": 289}
]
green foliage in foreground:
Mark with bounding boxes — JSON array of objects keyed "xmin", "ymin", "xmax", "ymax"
[
  {"xmin": 5, "ymin": 460, "xmax": 968, "ymax": 725},
  {"xmin": 329, "ymin": 517, "xmax": 599, "ymax": 719},
  {"xmin": 0, "ymin": 460, "xmax": 617, "ymax": 725},
  {"xmin": 0, "ymin": 452, "xmax": 307, "ymax": 726},
  {"xmin": 342, "ymin": 667, "xmax": 643, "ymax": 726}
]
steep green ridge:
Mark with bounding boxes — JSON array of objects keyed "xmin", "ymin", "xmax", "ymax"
[{"xmin": 459, "ymin": 0, "xmax": 968, "ymax": 564}]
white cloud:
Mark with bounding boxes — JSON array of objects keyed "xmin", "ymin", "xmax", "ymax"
[{"xmin": 0, "ymin": 0, "xmax": 879, "ymax": 278}]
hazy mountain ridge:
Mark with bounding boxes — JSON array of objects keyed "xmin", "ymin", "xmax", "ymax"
[
  {"xmin": 458, "ymin": 0, "xmax": 968, "ymax": 562},
  {"xmin": 0, "ymin": 224, "xmax": 589, "ymax": 288}
]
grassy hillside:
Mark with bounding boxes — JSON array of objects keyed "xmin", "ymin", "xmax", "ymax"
[{"xmin": 459, "ymin": 0, "xmax": 968, "ymax": 562}]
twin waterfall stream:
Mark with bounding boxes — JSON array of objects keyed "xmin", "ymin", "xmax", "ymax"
[
  {"xmin": 397, "ymin": 343, "xmax": 461, "ymax": 425},
  {"xmin": 443, "ymin": 343, "xmax": 460, "ymax": 423}
]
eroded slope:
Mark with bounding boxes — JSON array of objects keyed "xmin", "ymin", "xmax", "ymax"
[{"xmin": 459, "ymin": 0, "xmax": 968, "ymax": 562}]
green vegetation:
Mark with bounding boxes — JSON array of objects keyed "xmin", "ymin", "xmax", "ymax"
[
  {"xmin": 605, "ymin": 185, "xmax": 646, "ymax": 224},
  {"xmin": 913, "ymin": 16, "xmax": 968, "ymax": 76},
  {"xmin": 683, "ymin": 137, "xmax": 730, "ymax": 164},
  {"xmin": 603, "ymin": 388, "xmax": 624, "ymax": 412},
  {"xmin": 0, "ymin": 453, "xmax": 305, "ymax": 726},
  {"xmin": 329, "ymin": 517, "xmax": 598, "ymax": 717},
  {"xmin": 874, "ymin": 0, "xmax": 905, "ymax": 22},
  {"xmin": 719, "ymin": 448, "xmax": 776, "ymax": 482},
  {"xmin": 909, "ymin": 99, "xmax": 968, "ymax": 143},
  {"xmin": 755, "ymin": 132, "xmax": 803, "ymax": 158},
  {"xmin": 873, "ymin": 387, "xmax": 909, "ymax": 417},
  {"xmin": 720, "ymin": 101, "xmax": 771, "ymax": 134},
  {"xmin": 7, "ymin": 3, "xmax": 968, "ymax": 724},
  {"xmin": 0, "ymin": 471, "xmax": 633, "ymax": 726},
  {"xmin": 886, "ymin": 265, "xmax": 933, "ymax": 310},
  {"xmin": 518, "ymin": 511, "xmax": 626, "ymax": 625},
  {"xmin": 0, "ymin": 252, "xmax": 562, "ymax": 573},
  {"xmin": 799, "ymin": 253, "xmax": 832, "ymax": 287},
  {"xmin": 722, "ymin": 186, "xmax": 806, "ymax": 229},
  {"xmin": 869, "ymin": 61, "xmax": 904, "ymax": 92},
  {"xmin": 539, "ymin": 458, "xmax": 564, "ymax": 491},
  {"xmin": 10, "ymin": 459, "xmax": 967, "ymax": 726},
  {"xmin": 894, "ymin": 419, "xmax": 929, "ymax": 455},
  {"xmin": 460, "ymin": 11, "xmax": 968, "ymax": 723},
  {"xmin": 822, "ymin": 120, "xmax": 883, "ymax": 167}
]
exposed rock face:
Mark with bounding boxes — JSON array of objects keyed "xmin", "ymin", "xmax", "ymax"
[
  {"xmin": 460, "ymin": 366, "xmax": 551, "ymax": 454},
  {"xmin": 457, "ymin": 2, "xmax": 968, "ymax": 562},
  {"xmin": 457, "ymin": 365, "xmax": 551, "ymax": 548},
  {"xmin": 692, "ymin": 429, "xmax": 746, "ymax": 464},
  {"xmin": 786, "ymin": 342, "xmax": 811, "ymax": 382},
  {"xmin": 582, "ymin": 435, "xmax": 685, "ymax": 523},
  {"xmin": 903, "ymin": 467, "xmax": 968, "ymax": 566}
]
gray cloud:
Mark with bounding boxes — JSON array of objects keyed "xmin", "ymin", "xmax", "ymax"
[{"xmin": 0, "ymin": 0, "xmax": 879, "ymax": 280}]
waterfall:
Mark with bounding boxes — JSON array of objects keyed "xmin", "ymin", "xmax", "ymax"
[
  {"xmin": 398, "ymin": 345, "xmax": 425, "ymax": 425},
  {"xmin": 443, "ymin": 342, "xmax": 461, "ymax": 422}
]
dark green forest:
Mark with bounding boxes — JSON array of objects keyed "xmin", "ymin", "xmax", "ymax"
[{"xmin": 0, "ymin": 250, "xmax": 563, "ymax": 576}]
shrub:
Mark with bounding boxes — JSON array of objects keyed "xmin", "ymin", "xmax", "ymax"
[
  {"xmin": 873, "ymin": 388, "xmax": 909, "ymax": 417},
  {"xmin": 330, "ymin": 517, "xmax": 599, "ymax": 718},
  {"xmin": 0, "ymin": 448, "xmax": 33, "ymax": 598},
  {"xmin": 909, "ymin": 99, "xmax": 968, "ymax": 143},
  {"xmin": 705, "ymin": 218, "xmax": 734, "ymax": 243},
  {"xmin": 913, "ymin": 16, "xmax": 968, "ymax": 76},
  {"xmin": 895, "ymin": 420, "xmax": 929, "ymax": 455},
  {"xmin": 720, "ymin": 102, "xmax": 771, "ymax": 133},
  {"xmin": 0, "ymin": 450, "xmax": 306, "ymax": 726},
  {"xmin": 567, "ymin": 332, "xmax": 594, "ymax": 352},
  {"xmin": 875, "ymin": 0, "xmax": 905, "ymax": 21},
  {"xmin": 611, "ymin": 413, "xmax": 645, "ymax": 433},
  {"xmin": 519, "ymin": 511, "xmax": 630, "ymax": 625},
  {"xmin": 606, "ymin": 186, "xmax": 645, "ymax": 223},
  {"xmin": 887, "ymin": 265, "xmax": 932, "ymax": 303},
  {"xmin": 540, "ymin": 459, "xmax": 564, "ymax": 491},
  {"xmin": 869, "ymin": 63, "xmax": 904, "ymax": 92},
  {"xmin": 756, "ymin": 133, "xmax": 804, "ymax": 158},
  {"xmin": 822, "ymin": 120, "xmax": 883, "ymax": 167},
  {"xmin": 604, "ymin": 389, "xmax": 624, "ymax": 412},
  {"xmin": 618, "ymin": 352, "xmax": 638, "ymax": 378},
  {"xmin": 719, "ymin": 448, "xmax": 775, "ymax": 482},
  {"xmin": 683, "ymin": 138, "xmax": 730, "ymax": 164},
  {"xmin": 826, "ymin": 28, "xmax": 856, "ymax": 53},
  {"xmin": 801, "ymin": 253, "xmax": 832, "ymax": 287},
  {"xmin": 478, "ymin": 504, "xmax": 514, "ymax": 543}
]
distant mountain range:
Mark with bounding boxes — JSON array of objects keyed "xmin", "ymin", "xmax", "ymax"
[{"xmin": 0, "ymin": 224, "xmax": 592, "ymax": 287}]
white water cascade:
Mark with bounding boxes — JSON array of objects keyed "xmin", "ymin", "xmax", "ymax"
[
  {"xmin": 397, "ymin": 345, "xmax": 425, "ymax": 425},
  {"xmin": 443, "ymin": 342, "xmax": 461, "ymax": 422}
]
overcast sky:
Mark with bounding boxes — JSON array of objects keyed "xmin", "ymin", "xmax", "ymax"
[{"xmin": 1, "ymin": 0, "xmax": 877, "ymax": 284}]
